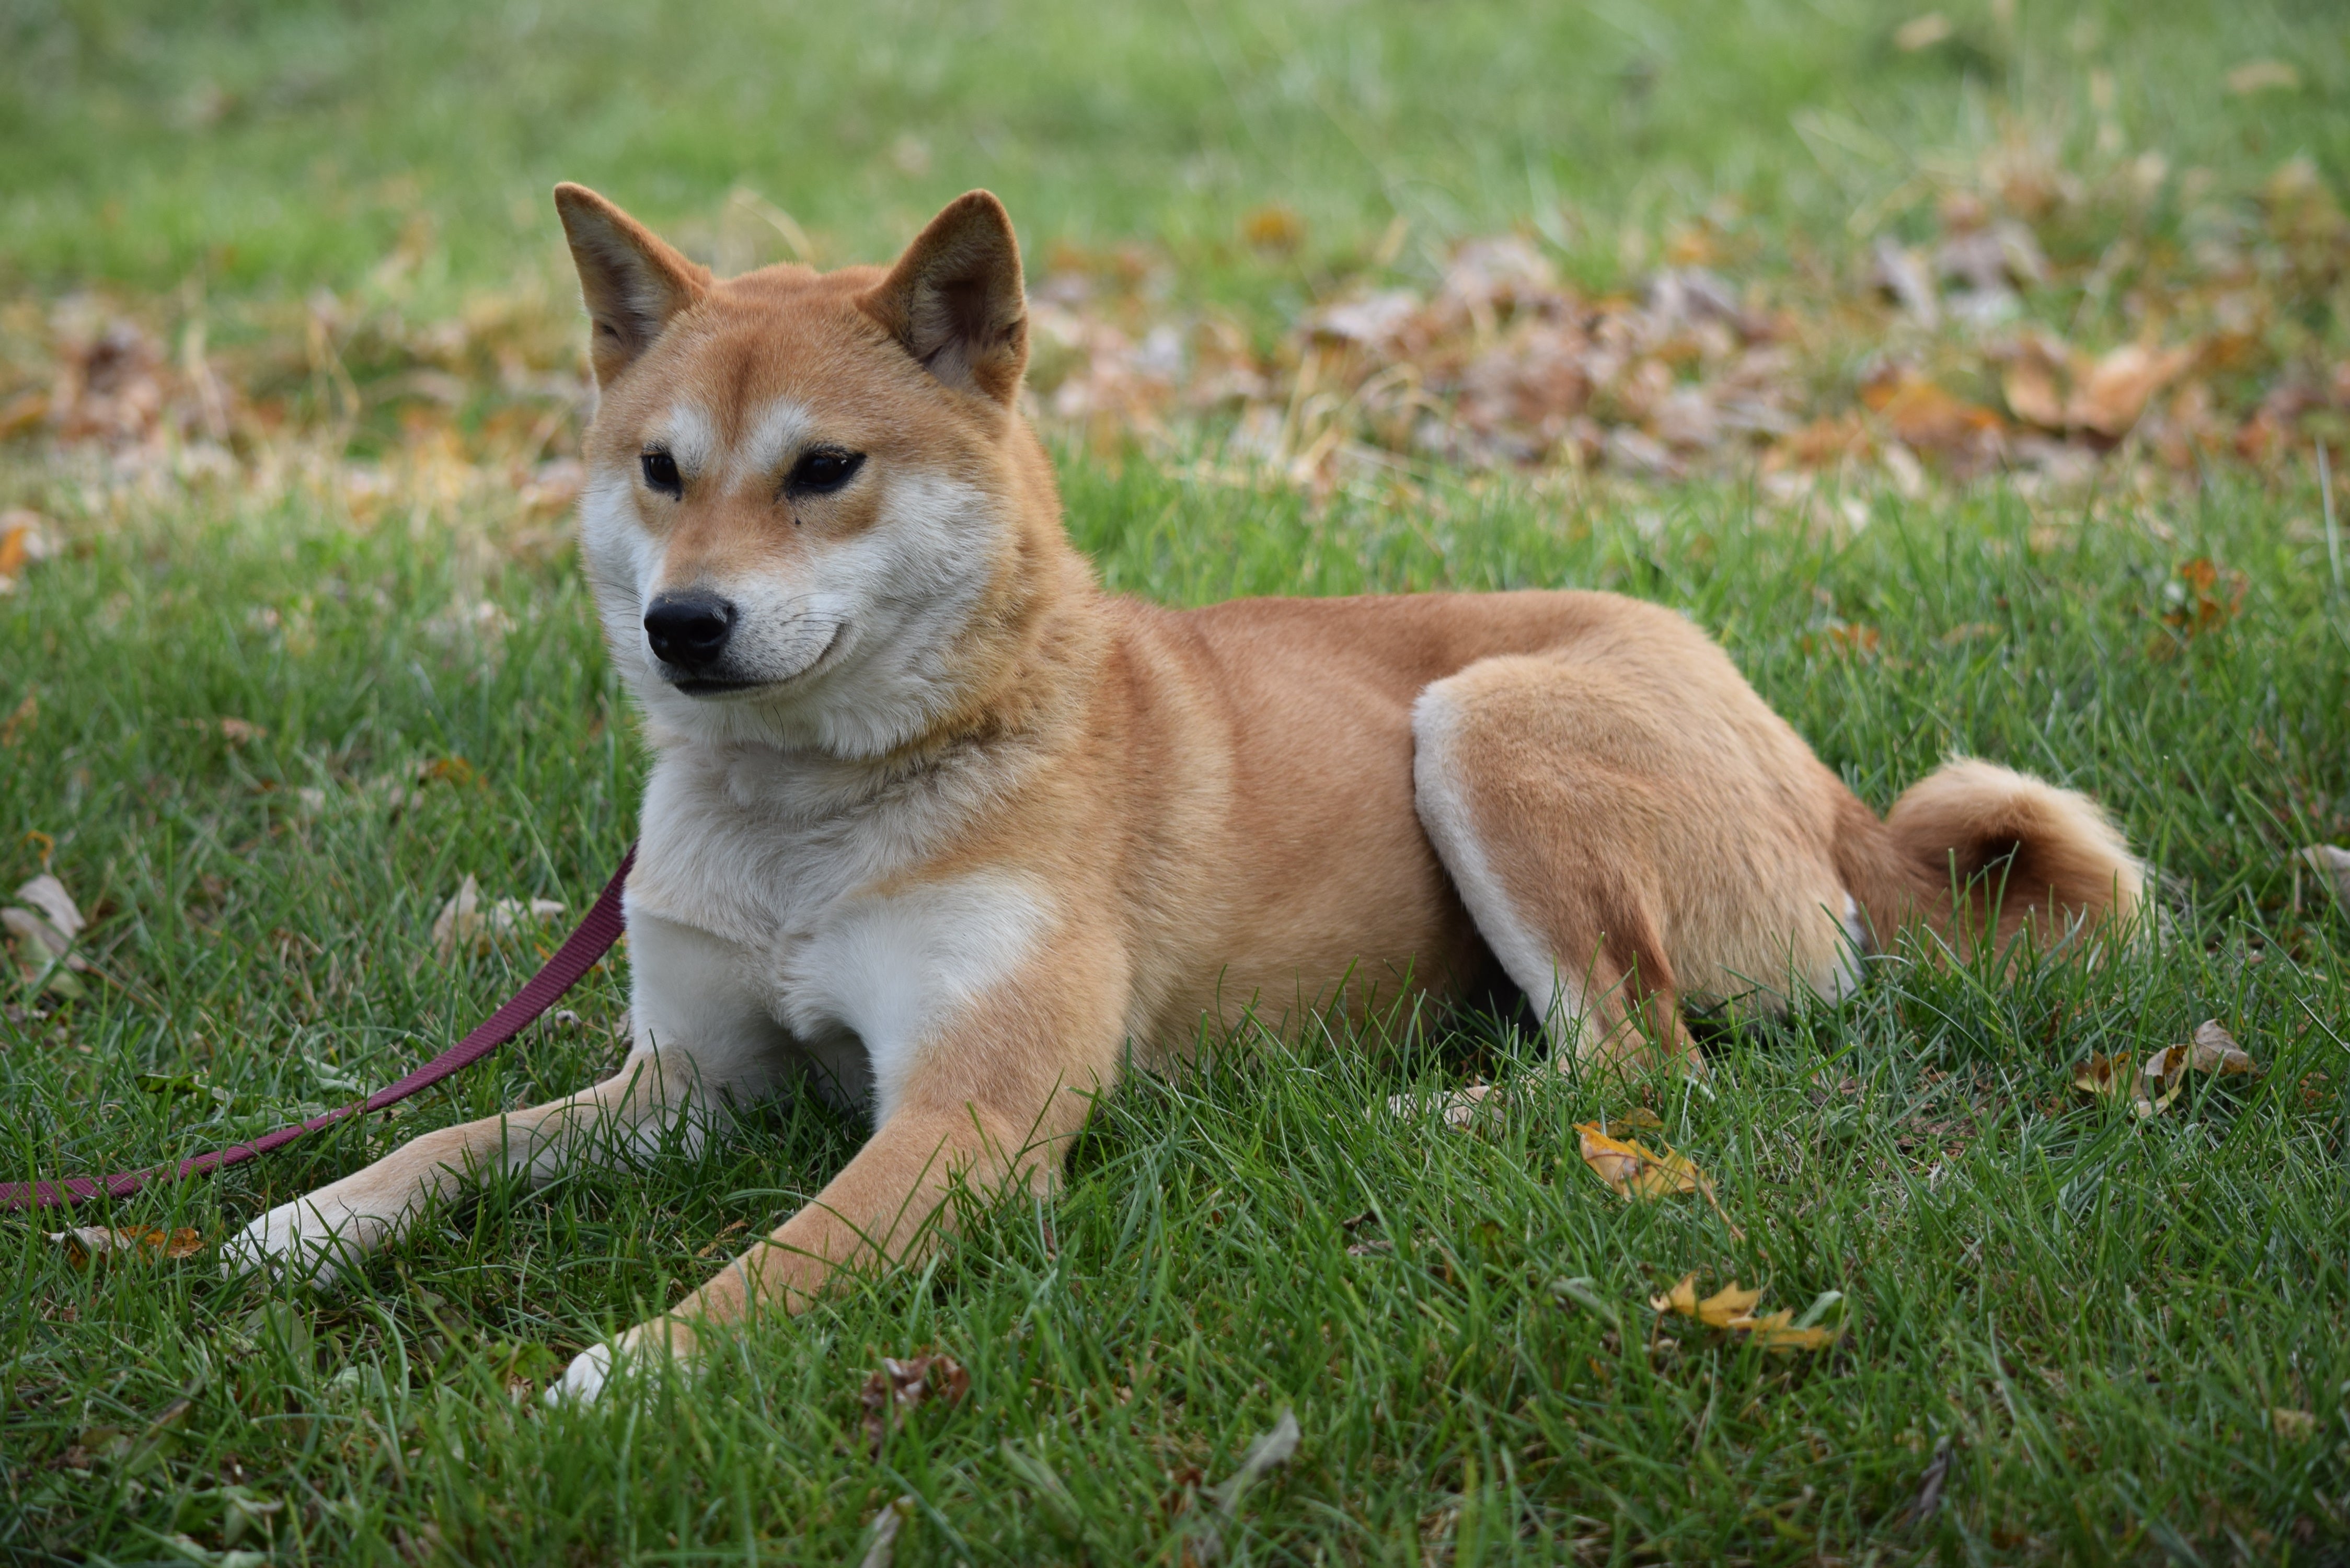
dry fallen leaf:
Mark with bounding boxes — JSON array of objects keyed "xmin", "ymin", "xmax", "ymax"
[
  {"xmin": 0, "ymin": 509, "xmax": 53, "ymax": 592},
  {"xmin": 2079, "ymin": 1023, "xmax": 2252, "ymax": 1117},
  {"xmin": 1242, "ymin": 205, "xmax": 1305, "ymax": 255},
  {"xmin": 431, "ymin": 875, "xmax": 567, "ymax": 961},
  {"xmin": 1862, "ymin": 369, "xmax": 2004, "ymax": 463},
  {"xmin": 1575, "ymin": 1122, "xmax": 1743, "ymax": 1235},
  {"xmin": 2073, "ymin": 1051, "xmax": 2173, "ymax": 1117},
  {"xmin": 5, "ymin": 872, "xmax": 95, "ymax": 994},
  {"xmin": 858, "ymin": 1495, "xmax": 916, "ymax": 1568},
  {"xmin": 1190, "ymin": 1407, "xmax": 1303, "ymax": 1562},
  {"xmin": 0, "ymin": 692, "xmax": 34, "ymax": 748},
  {"xmin": 49, "ymin": 1226, "xmax": 204, "ymax": 1264},
  {"xmin": 2067, "ymin": 342, "xmax": 2196, "ymax": 437},
  {"xmin": 1894, "ymin": 12, "xmax": 1953, "ymax": 51},
  {"xmin": 2271, "ymin": 1408, "xmax": 2319, "ymax": 1440},
  {"xmin": 858, "ymin": 1353, "xmax": 971, "ymax": 1456},
  {"xmin": 2297, "ymin": 845, "xmax": 2350, "ymax": 913},
  {"xmin": 2227, "ymin": 60, "xmax": 2301, "ymax": 96},
  {"xmin": 1650, "ymin": 1273, "xmax": 1845, "ymax": 1352},
  {"xmin": 1383, "ymin": 1083, "xmax": 1501, "ymax": 1131},
  {"xmin": 1649, "ymin": 1272, "xmax": 1765, "ymax": 1327},
  {"xmin": 1725, "ymin": 1308, "xmax": 1845, "ymax": 1352},
  {"xmin": 2143, "ymin": 1020, "xmax": 2259, "ymax": 1086}
]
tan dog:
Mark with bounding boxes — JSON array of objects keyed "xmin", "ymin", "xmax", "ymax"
[{"xmin": 227, "ymin": 188, "xmax": 2145, "ymax": 1400}]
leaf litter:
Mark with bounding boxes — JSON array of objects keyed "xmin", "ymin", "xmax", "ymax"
[
  {"xmin": 857, "ymin": 1353, "xmax": 970, "ymax": 1457},
  {"xmin": 2073, "ymin": 1019, "xmax": 2258, "ymax": 1116},
  {"xmin": 48, "ymin": 1225, "xmax": 205, "ymax": 1264},
  {"xmin": 1, "ymin": 143, "xmax": 2343, "ymax": 560}
]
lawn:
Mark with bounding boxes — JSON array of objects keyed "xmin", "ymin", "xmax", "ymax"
[{"xmin": 5, "ymin": 1, "xmax": 2350, "ymax": 1564}]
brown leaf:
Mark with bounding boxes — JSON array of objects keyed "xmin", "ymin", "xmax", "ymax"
[
  {"xmin": 1862, "ymin": 369, "xmax": 2003, "ymax": 462},
  {"xmin": 48, "ymin": 1226, "xmax": 204, "ymax": 1264},
  {"xmin": 2074, "ymin": 1051, "xmax": 2172, "ymax": 1116},
  {"xmin": 0, "ymin": 509, "xmax": 52, "ymax": 585},
  {"xmin": 0, "ymin": 692, "xmax": 33, "ymax": 747},
  {"xmin": 2066, "ymin": 343, "xmax": 2196, "ymax": 438},
  {"xmin": 2151, "ymin": 1020, "xmax": 2256, "ymax": 1080},
  {"xmin": 858, "ymin": 1353, "xmax": 971, "ymax": 1456},
  {"xmin": 2001, "ymin": 353, "xmax": 2067, "ymax": 430}
]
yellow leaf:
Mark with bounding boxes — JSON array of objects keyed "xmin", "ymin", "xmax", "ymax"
[
  {"xmin": 1650, "ymin": 1271, "xmax": 1700, "ymax": 1316},
  {"xmin": 1742, "ymin": 1317, "xmax": 1847, "ymax": 1353},
  {"xmin": 1698, "ymin": 1281, "xmax": 1764, "ymax": 1328},
  {"xmin": 1576, "ymin": 1123, "xmax": 1650, "ymax": 1196}
]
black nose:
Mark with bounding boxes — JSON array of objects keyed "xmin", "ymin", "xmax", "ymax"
[{"xmin": 642, "ymin": 592, "xmax": 736, "ymax": 670}]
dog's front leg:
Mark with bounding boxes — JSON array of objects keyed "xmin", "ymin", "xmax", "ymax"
[
  {"xmin": 550, "ymin": 935, "xmax": 1123, "ymax": 1401},
  {"xmin": 227, "ymin": 909, "xmax": 786, "ymax": 1284}
]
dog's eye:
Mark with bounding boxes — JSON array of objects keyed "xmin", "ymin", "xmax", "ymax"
[
  {"xmin": 640, "ymin": 448, "xmax": 682, "ymax": 497},
  {"xmin": 786, "ymin": 448, "xmax": 864, "ymax": 497}
]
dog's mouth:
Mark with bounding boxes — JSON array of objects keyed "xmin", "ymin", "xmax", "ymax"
[{"xmin": 663, "ymin": 623, "xmax": 848, "ymax": 699}]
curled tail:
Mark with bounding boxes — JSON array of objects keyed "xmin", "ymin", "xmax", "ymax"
[{"xmin": 1836, "ymin": 757, "xmax": 2146, "ymax": 962}]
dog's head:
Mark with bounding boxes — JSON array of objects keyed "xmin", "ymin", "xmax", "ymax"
[{"xmin": 557, "ymin": 185, "xmax": 1060, "ymax": 757}]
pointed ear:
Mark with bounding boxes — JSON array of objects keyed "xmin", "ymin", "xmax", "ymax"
[
  {"xmin": 857, "ymin": 191, "xmax": 1028, "ymax": 405},
  {"xmin": 554, "ymin": 183, "xmax": 711, "ymax": 384}
]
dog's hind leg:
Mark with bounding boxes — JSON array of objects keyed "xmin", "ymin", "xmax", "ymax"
[
  {"xmin": 1412, "ymin": 658, "xmax": 1700, "ymax": 1075},
  {"xmin": 225, "ymin": 909, "xmax": 788, "ymax": 1285}
]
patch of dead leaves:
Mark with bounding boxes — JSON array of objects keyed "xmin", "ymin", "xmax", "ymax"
[
  {"xmin": 1651, "ymin": 1271, "xmax": 1846, "ymax": 1353},
  {"xmin": 48, "ymin": 1225, "xmax": 205, "ymax": 1264},
  {"xmin": 857, "ymin": 1353, "xmax": 970, "ymax": 1456},
  {"xmin": 2073, "ymin": 1020, "xmax": 2257, "ymax": 1116},
  {"xmin": 430, "ymin": 875, "xmax": 566, "ymax": 961}
]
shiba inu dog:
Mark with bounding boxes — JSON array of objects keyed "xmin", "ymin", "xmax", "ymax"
[{"xmin": 228, "ymin": 187, "xmax": 2145, "ymax": 1400}]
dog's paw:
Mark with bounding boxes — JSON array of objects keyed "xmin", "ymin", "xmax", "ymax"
[
  {"xmin": 545, "ymin": 1342, "xmax": 616, "ymax": 1405},
  {"xmin": 220, "ymin": 1198, "xmax": 378, "ymax": 1287}
]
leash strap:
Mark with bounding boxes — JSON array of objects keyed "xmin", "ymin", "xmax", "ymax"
[{"xmin": 2, "ymin": 847, "xmax": 635, "ymax": 1213}]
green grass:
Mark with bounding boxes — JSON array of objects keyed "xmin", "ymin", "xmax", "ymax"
[
  {"xmin": 3, "ymin": 451, "xmax": 2348, "ymax": 1563},
  {"xmin": 5, "ymin": 0, "xmax": 2344, "ymax": 315},
  {"xmin": 6, "ymin": 0, "xmax": 2350, "ymax": 1561}
]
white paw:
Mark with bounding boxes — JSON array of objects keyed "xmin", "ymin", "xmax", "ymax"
[
  {"xmin": 220, "ymin": 1198, "xmax": 379, "ymax": 1286},
  {"xmin": 545, "ymin": 1342, "xmax": 615, "ymax": 1405}
]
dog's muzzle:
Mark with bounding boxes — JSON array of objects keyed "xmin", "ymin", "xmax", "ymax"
[{"xmin": 643, "ymin": 592, "xmax": 737, "ymax": 675}]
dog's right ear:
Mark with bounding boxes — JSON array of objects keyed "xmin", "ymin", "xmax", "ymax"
[{"xmin": 554, "ymin": 183, "xmax": 711, "ymax": 385}]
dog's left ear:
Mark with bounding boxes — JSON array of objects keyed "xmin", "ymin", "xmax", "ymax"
[
  {"xmin": 555, "ymin": 183, "xmax": 712, "ymax": 386},
  {"xmin": 858, "ymin": 191, "xmax": 1028, "ymax": 406}
]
